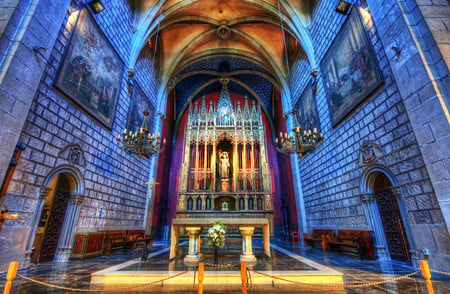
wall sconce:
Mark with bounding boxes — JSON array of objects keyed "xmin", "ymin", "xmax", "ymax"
[
  {"xmin": 391, "ymin": 45, "xmax": 401, "ymax": 57},
  {"xmin": 336, "ymin": 1, "xmax": 352, "ymax": 15},
  {"xmin": 88, "ymin": 0, "xmax": 105, "ymax": 14},
  {"xmin": 67, "ymin": 7, "xmax": 78, "ymax": 16},
  {"xmin": 33, "ymin": 46, "xmax": 46, "ymax": 56}
]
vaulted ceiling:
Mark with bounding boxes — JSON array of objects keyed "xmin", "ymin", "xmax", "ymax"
[{"xmin": 130, "ymin": 0, "xmax": 319, "ymax": 122}]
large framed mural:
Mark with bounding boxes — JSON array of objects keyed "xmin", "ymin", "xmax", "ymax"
[
  {"xmin": 55, "ymin": 8, "xmax": 124, "ymax": 129},
  {"xmin": 127, "ymin": 83, "xmax": 154, "ymax": 133},
  {"xmin": 294, "ymin": 82, "xmax": 320, "ymax": 132},
  {"xmin": 321, "ymin": 7, "xmax": 383, "ymax": 126}
]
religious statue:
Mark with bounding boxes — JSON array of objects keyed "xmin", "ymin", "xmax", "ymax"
[{"xmin": 219, "ymin": 151, "xmax": 230, "ymax": 179}]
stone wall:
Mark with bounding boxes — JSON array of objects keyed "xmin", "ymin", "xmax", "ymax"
[
  {"xmin": 416, "ymin": 0, "xmax": 450, "ymax": 68},
  {"xmin": 289, "ymin": 0, "xmax": 449, "ymax": 269},
  {"xmin": 0, "ymin": 0, "xmax": 160, "ymax": 267},
  {"xmin": 0, "ymin": 0, "xmax": 20, "ymax": 38}
]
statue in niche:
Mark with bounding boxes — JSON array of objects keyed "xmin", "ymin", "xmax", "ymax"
[{"xmin": 219, "ymin": 151, "xmax": 230, "ymax": 179}]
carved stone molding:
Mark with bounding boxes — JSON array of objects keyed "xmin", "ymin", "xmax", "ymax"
[
  {"xmin": 39, "ymin": 187, "xmax": 53, "ymax": 200},
  {"xmin": 69, "ymin": 194, "xmax": 85, "ymax": 205},
  {"xmin": 390, "ymin": 186, "xmax": 402, "ymax": 199},
  {"xmin": 360, "ymin": 193, "xmax": 375, "ymax": 204}
]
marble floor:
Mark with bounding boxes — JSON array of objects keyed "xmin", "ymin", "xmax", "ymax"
[{"xmin": 1, "ymin": 240, "xmax": 449, "ymax": 293}]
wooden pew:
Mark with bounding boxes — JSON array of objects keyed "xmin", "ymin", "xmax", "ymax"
[
  {"xmin": 103, "ymin": 230, "xmax": 135, "ymax": 255},
  {"xmin": 303, "ymin": 229, "xmax": 335, "ymax": 250},
  {"xmin": 327, "ymin": 230, "xmax": 375, "ymax": 259}
]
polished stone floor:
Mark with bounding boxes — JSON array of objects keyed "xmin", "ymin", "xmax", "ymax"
[{"xmin": 1, "ymin": 239, "xmax": 449, "ymax": 293}]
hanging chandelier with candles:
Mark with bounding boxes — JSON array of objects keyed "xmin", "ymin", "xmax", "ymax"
[
  {"xmin": 275, "ymin": 111, "xmax": 323, "ymax": 158},
  {"xmin": 116, "ymin": 110, "xmax": 166, "ymax": 158}
]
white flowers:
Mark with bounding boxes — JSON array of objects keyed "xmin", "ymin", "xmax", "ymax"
[{"xmin": 207, "ymin": 221, "xmax": 227, "ymax": 248}]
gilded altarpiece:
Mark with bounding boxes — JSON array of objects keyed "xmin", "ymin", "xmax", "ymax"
[{"xmin": 176, "ymin": 79, "xmax": 273, "ymax": 228}]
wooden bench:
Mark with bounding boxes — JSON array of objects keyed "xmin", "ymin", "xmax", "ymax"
[
  {"xmin": 103, "ymin": 230, "xmax": 136, "ymax": 255},
  {"xmin": 303, "ymin": 229, "xmax": 335, "ymax": 250},
  {"xmin": 279, "ymin": 227, "xmax": 300, "ymax": 243},
  {"xmin": 327, "ymin": 230, "xmax": 375, "ymax": 259}
]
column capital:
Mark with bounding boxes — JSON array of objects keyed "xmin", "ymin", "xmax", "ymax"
[
  {"xmin": 390, "ymin": 186, "xmax": 402, "ymax": 199},
  {"xmin": 69, "ymin": 194, "xmax": 85, "ymax": 205},
  {"xmin": 39, "ymin": 187, "xmax": 53, "ymax": 200},
  {"xmin": 360, "ymin": 193, "xmax": 375, "ymax": 204},
  {"xmin": 185, "ymin": 227, "xmax": 202, "ymax": 235},
  {"xmin": 239, "ymin": 226, "xmax": 255, "ymax": 235}
]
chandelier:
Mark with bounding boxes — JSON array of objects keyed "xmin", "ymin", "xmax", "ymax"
[
  {"xmin": 275, "ymin": 111, "xmax": 323, "ymax": 158},
  {"xmin": 116, "ymin": 110, "xmax": 166, "ymax": 158}
]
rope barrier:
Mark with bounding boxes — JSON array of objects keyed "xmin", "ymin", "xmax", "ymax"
[
  {"xmin": 249, "ymin": 269, "xmax": 420, "ymax": 289},
  {"xmin": 204, "ymin": 263, "xmax": 240, "ymax": 269},
  {"xmin": 430, "ymin": 269, "xmax": 450, "ymax": 276},
  {"xmin": 16, "ymin": 269, "xmax": 191, "ymax": 292}
]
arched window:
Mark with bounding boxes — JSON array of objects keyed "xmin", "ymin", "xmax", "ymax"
[
  {"xmin": 257, "ymin": 197, "xmax": 263, "ymax": 210},
  {"xmin": 248, "ymin": 197, "xmax": 254, "ymax": 210},
  {"xmin": 196, "ymin": 197, "xmax": 202, "ymax": 210},
  {"xmin": 239, "ymin": 197, "xmax": 245, "ymax": 210},
  {"xmin": 206, "ymin": 197, "xmax": 211, "ymax": 210},
  {"xmin": 187, "ymin": 198, "xmax": 193, "ymax": 211}
]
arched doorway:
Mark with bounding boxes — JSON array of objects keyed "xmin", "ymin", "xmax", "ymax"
[
  {"xmin": 33, "ymin": 174, "xmax": 71, "ymax": 263},
  {"xmin": 30, "ymin": 165, "xmax": 84, "ymax": 264},
  {"xmin": 373, "ymin": 173, "xmax": 410, "ymax": 262}
]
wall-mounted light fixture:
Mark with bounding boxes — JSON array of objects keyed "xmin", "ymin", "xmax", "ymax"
[
  {"xmin": 391, "ymin": 45, "xmax": 402, "ymax": 57},
  {"xmin": 336, "ymin": 1, "xmax": 352, "ymax": 15},
  {"xmin": 67, "ymin": 7, "xmax": 78, "ymax": 16},
  {"xmin": 88, "ymin": 0, "xmax": 105, "ymax": 14}
]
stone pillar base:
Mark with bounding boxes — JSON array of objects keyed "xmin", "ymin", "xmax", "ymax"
[
  {"xmin": 184, "ymin": 254, "xmax": 200, "ymax": 263},
  {"xmin": 240, "ymin": 253, "xmax": 257, "ymax": 264},
  {"xmin": 54, "ymin": 247, "xmax": 72, "ymax": 263},
  {"xmin": 374, "ymin": 245, "xmax": 390, "ymax": 261}
]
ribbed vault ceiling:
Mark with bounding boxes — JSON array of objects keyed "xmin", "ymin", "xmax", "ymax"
[{"xmin": 131, "ymin": 0, "xmax": 319, "ymax": 122}]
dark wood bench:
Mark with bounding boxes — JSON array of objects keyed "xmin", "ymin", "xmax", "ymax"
[
  {"xmin": 103, "ymin": 230, "xmax": 136, "ymax": 255},
  {"xmin": 327, "ymin": 230, "xmax": 375, "ymax": 259},
  {"xmin": 303, "ymin": 229, "xmax": 335, "ymax": 250}
]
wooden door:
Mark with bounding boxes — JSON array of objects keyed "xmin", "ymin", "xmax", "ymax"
[
  {"xmin": 375, "ymin": 189, "xmax": 410, "ymax": 262},
  {"xmin": 39, "ymin": 175, "xmax": 70, "ymax": 263}
]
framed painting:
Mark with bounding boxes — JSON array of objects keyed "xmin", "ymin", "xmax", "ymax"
[
  {"xmin": 127, "ymin": 83, "xmax": 155, "ymax": 133},
  {"xmin": 321, "ymin": 7, "xmax": 383, "ymax": 126},
  {"xmin": 55, "ymin": 8, "xmax": 124, "ymax": 129},
  {"xmin": 294, "ymin": 81, "xmax": 321, "ymax": 132}
]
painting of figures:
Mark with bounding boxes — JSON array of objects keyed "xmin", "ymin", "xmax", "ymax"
[
  {"xmin": 295, "ymin": 82, "xmax": 321, "ymax": 132},
  {"xmin": 321, "ymin": 7, "xmax": 383, "ymax": 126},
  {"xmin": 127, "ymin": 83, "xmax": 154, "ymax": 133},
  {"xmin": 55, "ymin": 8, "xmax": 123, "ymax": 128}
]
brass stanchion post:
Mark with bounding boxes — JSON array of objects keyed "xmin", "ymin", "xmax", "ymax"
[
  {"xmin": 241, "ymin": 263, "xmax": 247, "ymax": 294},
  {"xmin": 198, "ymin": 262, "xmax": 204, "ymax": 294},
  {"xmin": 3, "ymin": 261, "xmax": 19, "ymax": 294},
  {"xmin": 419, "ymin": 260, "xmax": 434, "ymax": 294}
]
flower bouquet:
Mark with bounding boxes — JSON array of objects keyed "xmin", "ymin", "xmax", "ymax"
[{"xmin": 206, "ymin": 221, "xmax": 227, "ymax": 264}]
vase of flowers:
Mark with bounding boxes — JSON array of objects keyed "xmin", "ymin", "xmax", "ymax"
[{"xmin": 206, "ymin": 221, "xmax": 227, "ymax": 264}]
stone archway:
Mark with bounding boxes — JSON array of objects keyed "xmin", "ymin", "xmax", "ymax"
[
  {"xmin": 30, "ymin": 165, "xmax": 85, "ymax": 264},
  {"xmin": 360, "ymin": 165, "xmax": 416, "ymax": 263}
]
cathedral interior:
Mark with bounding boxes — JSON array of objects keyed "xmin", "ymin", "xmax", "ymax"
[{"xmin": 0, "ymin": 0, "xmax": 449, "ymax": 293}]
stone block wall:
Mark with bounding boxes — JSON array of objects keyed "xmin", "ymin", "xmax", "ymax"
[
  {"xmin": 0, "ymin": 0, "xmax": 20, "ymax": 38},
  {"xmin": 415, "ymin": 0, "xmax": 450, "ymax": 68},
  {"xmin": 0, "ymin": 0, "xmax": 160, "ymax": 266},
  {"xmin": 289, "ymin": 0, "xmax": 449, "ymax": 268}
]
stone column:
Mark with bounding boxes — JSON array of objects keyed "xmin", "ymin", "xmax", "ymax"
[
  {"xmin": 184, "ymin": 227, "xmax": 202, "ymax": 263},
  {"xmin": 169, "ymin": 225, "xmax": 179, "ymax": 259},
  {"xmin": 360, "ymin": 193, "xmax": 389, "ymax": 260},
  {"xmin": 54, "ymin": 194, "xmax": 84, "ymax": 263},
  {"xmin": 239, "ymin": 227, "xmax": 256, "ymax": 263}
]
